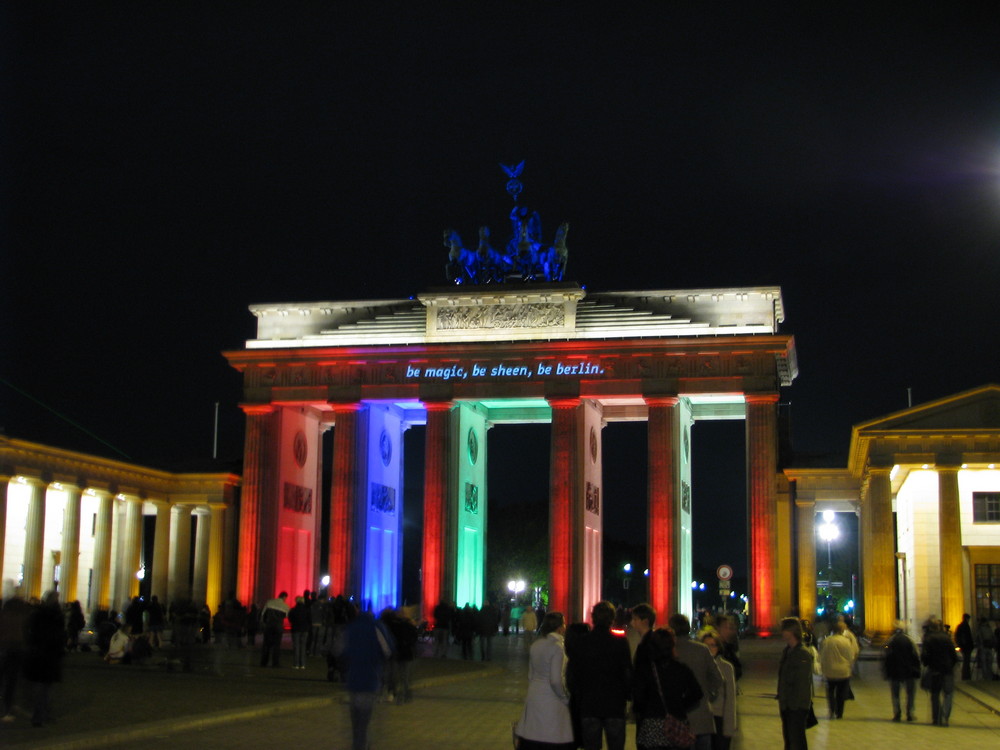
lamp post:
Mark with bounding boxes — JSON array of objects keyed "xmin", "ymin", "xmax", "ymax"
[
  {"xmin": 508, "ymin": 579, "xmax": 526, "ymax": 603},
  {"xmin": 818, "ymin": 510, "xmax": 840, "ymax": 611}
]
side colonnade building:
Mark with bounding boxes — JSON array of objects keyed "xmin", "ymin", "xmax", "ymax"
[
  {"xmin": 785, "ymin": 384, "xmax": 1000, "ymax": 641},
  {"xmin": 0, "ymin": 435, "xmax": 240, "ymax": 618},
  {"xmin": 225, "ymin": 283, "xmax": 798, "ymax": 632}
]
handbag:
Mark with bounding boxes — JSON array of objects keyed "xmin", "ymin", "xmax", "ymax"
[
  {"xmin": 637, "ymin": 661, "xmax": 696, "ymax": 749},
  {"xmin": 919, "ymin": 668, "xmax": 933, "ymax": 691},
  {"xmin": 805, "ymin": 703, "xmax": 818, "ymax": 729}
]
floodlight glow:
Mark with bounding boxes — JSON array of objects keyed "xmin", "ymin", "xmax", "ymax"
[
  {"xmin": 136, "ymin": 567, "xmax": 145, "ymax": 580},
  {"xmin": 818, "ymin": 522, "xmax": 840, "ymax": 542},
  {"xmin": 822, "ymin": 510, "xmax": 834, "ymax": 523},
  {"xmin": 623, "ymin": 563, "xmax": 632, "ymax": 573},
  {"xmin": 321, "ymin": 575, "xmax": 330, "ymax": 587},
  {"xmin": 643, "ymin": 569, "xmax": 649, "ymax": 577}
]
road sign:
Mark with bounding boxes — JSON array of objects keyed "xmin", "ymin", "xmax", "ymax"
[{"xmin": 717, "ymin": 565, "xmax": 733, "ymax": 581}]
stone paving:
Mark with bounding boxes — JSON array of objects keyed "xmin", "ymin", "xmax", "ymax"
[{"xmin": 2, "ymin": 633, "xmax": 999, "ymax": 749}]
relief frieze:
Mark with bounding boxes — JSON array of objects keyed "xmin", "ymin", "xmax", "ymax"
[{"xmin": 436, "ymin": 303, "xmax": 565, "ymax": 330}]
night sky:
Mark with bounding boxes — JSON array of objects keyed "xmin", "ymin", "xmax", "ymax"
[{"xmin": 4, "ymin": 6, "xmax": 999, "ymax": 591}]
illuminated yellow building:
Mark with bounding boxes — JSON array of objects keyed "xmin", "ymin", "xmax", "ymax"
[
  {"xmin": 0, "ymin": 435, "xmax": 239, "ymax": 617},
  {"xmin": 786, "ymin": 384, "xmax": 1000, "ymax": 640}
]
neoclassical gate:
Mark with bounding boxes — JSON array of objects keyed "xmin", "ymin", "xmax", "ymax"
[{"xmin": 225, "ymin": 283, "xmax": 796, "ymax": 629}]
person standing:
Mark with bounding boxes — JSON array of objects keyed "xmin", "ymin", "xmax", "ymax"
[
  {"xmin": 954, "ymin": 613, "xmax": 974, "ymax": 680},
  {"xmin": 974, "ymin": 616, "xmax": 996, "ymax": 681},
  {"xmin": 259, "ymin": 592, "xmax": 289, "ymax": 668},
  {"xmin": 343, "ymin": 611, "xmax": 394, "ymax": 750},
  {"xmin": 514, "ymin": 612, "xmax": 574, "ymax": 750},
  {"xmin": 288, "ymin": 596, "xmax": 310, "ymax": 669},
  {"xmin": 566, "ymin": 601, "xmax": 632, "ymax": 750},
  {"xmin": 478, "ymin": 599, "xmax": 500, "ymax": 661},
  {"xmin": 668, "ymin": 613, "xmax": 722, "ymax": 750},
  {"xmin": 23, "ymin": 592, "xmax": 65, "ymax": 727},
  {"xmin": 715, "ymin": 614, "xmax": 743, "ymax": 681},
  {"xmin": 630, "ymin": 603, "xmax": 656, "ymax": 665},
  {"xmin": 777, "ymin": 618, "xmax": 814, "ymax": 750},
  {"xmin": 632, "ymin": 627, "xmax": 703, "ymax": 750},
  {"xmin": 921, "ymin": 616, "xmax": 958, "ymax": 726},
  {"xmin": 819, "ymin": 621, "xmax": 854, "ymax": 719},
  {"xmin": 882, "ymin": 620, "xmax": 920, "ymax": 722},
  {"xmin": 700, "ymin": 628, "xmax": 738, "ymax": 750},
  {"xmin": 520, "ymin": 605, "xmax": 538, "ymax": 643},
  {"xmin": 432, "ymin": 600, "xmax": 453, "ymax": 658}
]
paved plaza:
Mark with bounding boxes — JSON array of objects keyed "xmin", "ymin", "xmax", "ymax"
[{"xmin": 2, "ymin": 633, "xmax": 999, "ymax": 749}]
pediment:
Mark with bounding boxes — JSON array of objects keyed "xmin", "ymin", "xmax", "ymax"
[{"xmin": 858, "ymin": 385, "xmax": 1000, "ymax": 433}]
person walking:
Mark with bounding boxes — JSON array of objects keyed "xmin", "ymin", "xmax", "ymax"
[
  {"xmin": 921, "ymin": 616, "xmax": 958, "ymax": 726},
  {"xmin": 668, "ymin": 613, "xmax": 722, "ymax": 750},
  {"xmin": 819, "ymin": 621, "xmax": 854, "ymax": 719},
  {"xmin": 514, "ymin": 612, "xmax": 574, "ymax": 750},
  {"xmin": 632, "ymin": 627, "xmax": 703, "ymax": 750},
  {"xmin": 566, "ymin": 601, "xmax": 632, "ymax": 750},
  {"xmin": 882, "ymin": 620, "xmax": 920, "ymax": 722},
  {"xmin": 777, "ymin": 618, "xmax": 814, "ymax": 750}
]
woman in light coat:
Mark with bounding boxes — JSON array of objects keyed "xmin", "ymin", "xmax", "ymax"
[
  {"xmin": 701, "ymin": 628, "xmax": 737, "ymax": 750},
  {"xmin": 515, "ymin": 612, "xmax": 574, "ymax": 750}
]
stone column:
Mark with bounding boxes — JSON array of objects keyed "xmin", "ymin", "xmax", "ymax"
[
  {"xmin": 329, "ymin": 403, "xmax": 362, "ymax": 599},
  {"xmin": 91, "ymin": 491, "xmax": 114, "ymax": 613},
  {"xmin": 548, "ymin": 398, "xmax": 582, "ymax": 622},
  {"xmin": 0, "ymin": 475, "xmax": 8, "ymax": 587},
  {"xmin": 795, "ymin": 498, "xmax": 816, "ymax": 619},
  {"xmin": 746, "ymin": 393, "xmax": 779, "ymax": 634},
  {"xmin": 59, "ymin": 484, "xmax": 83, "ymax": 603},
  {"xmin": 938, "ymin": 467, "xmax": 963, "ymax": 631},
  {"xmin": 118, "ymin": 497, "xmax": 143, "ymax": 606},
  {"xmin": 192, "ymin": 509, "xmax": 211, "ymax": 605},
  {"xmin": 421, "ymin": 402, "xmax": 452, "ymax": 626},
  {"xmin": 646, "ymin": 396, "xmax": 679, "ymax": 620},
  {"xmin": 206, "ymin": 505, "xmax": 225, "ymax": 612},
  {"xmin": 22, "ymin": 478, "xmax": 47, "ymax": 600},
  {"xmin": 169, "ymin": 505, "xmax": 192, "ymax": 602},
  {"xmin": 861, "ymin": 466, "xmax": 895, "ymax": 639},
  {"xmin": 150, "ymin": 501, "xmax": 171, "ymax": 603},
  {"xmin": 237, "ymin": 405, "xmax": 277, "ymax": 607}
]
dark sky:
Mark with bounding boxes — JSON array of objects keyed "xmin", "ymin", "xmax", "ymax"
[{"xmin": 4, "ymin": 6, "xmax": 1000, "ymax": 586}]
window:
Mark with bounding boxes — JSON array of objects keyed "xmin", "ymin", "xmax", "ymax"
[
  {"xmin": 972, "ymin": 492, "xmax": 1000, "ymax": 523},
  {"xmin": 974, "ymin": 564, "xmax": 1000, "ymax": 622}
]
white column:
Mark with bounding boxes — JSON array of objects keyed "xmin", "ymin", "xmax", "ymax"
[
  {"xmin": 169, "ymin": 505, "xmax": 192, "ymax": 602},
  {"xmin": 60, "ymin": 484, "xmax": 83, "ymax": 603},
  {"xmin": 150, "ymin": 501, "xmax": 171, "ymax": 603},
  {"xmin": 91, "ymin": 491, "xmax": 114, "ymax": 612},
  {"xmin": 191, "ymin": 508, "xmax": 211, "ymax": 605},
  {"xmin": 22, "ymin": 477, "xmax": 47, "ymax": 600}
]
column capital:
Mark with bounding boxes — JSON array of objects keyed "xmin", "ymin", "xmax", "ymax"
[
  {"xmin": 240, "ymin": 403, "xmax": 276, "ymax": 416},
  {"xmin": 644, "ymin": 395, "xmax": 679, "ymax": 408},
  {"xmin": 330, "ymin": 401, "xmax": 364, "ymax": 413},
  {"xmin": 547, "ymin": 396, "xmax": 582, "ymax": 410},
  {"xmin": 744, "ymin": 392, "xmax": 779, "ymax": 405},
  {"xmin": 421, "ymin": 400, "xmax": 454, "ymax": 413},
  {"xmin": 795, "ymin": 497, "xmax": 816, "ymax": 509}
]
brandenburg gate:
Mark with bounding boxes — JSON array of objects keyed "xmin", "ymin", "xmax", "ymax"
[{"xmin": 225, "ymin": 283, "xmax": 797, "ymax": 630}]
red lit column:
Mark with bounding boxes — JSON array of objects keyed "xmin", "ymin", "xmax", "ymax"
[
  {"xmin": 236, "ymin": 405, "xmax": 277, "ymax": 606},
  {"xmin": 422, "ymin": 401, "xmax": 453, "ymax": 627},
  {"xmin": 746, "ymin": 393, "xmax": 779, "ymax": 635},
  {"xmin": 646, "ymin": 397, "xmax": 679, "ymax": 620},
  {"xmin": 329, "ymin": 403, "xmax": 362, "ymax": 598},
  {"xmin": 548, "ymin": 398, "xmax": 582, "ymax": 622}
]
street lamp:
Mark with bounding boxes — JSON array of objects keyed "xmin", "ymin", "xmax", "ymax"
[
  {"xmin": 818, "ymin": 510, "xmax": 840, "ymax": 608},
  {"xmin": 508, "ymin": 579, "xmax": 526, "ymax": 602}
]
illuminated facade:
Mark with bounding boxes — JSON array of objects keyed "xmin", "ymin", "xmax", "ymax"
[
  {"xmin": 226, "ymin": 284, "xmax": 797, "ymax": 628},
  {"xmin": 785, "ymin": 384, "xmax": 1000, "ymax": 640},
  {"xmin": 0, "ymin": 436, "xmax": 239, "ymax": 615}
]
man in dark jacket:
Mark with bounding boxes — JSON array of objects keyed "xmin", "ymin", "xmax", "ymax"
[
  {"xmin": 954, "ymin": 613, "xmax": 974, "ymax": 680},
  {"xmin": 883, "ymin": 620, "xmax": 920, "ymax": 722},
  {"xmin": 567, "ymin": 601, "xmax": 632, "ymax": 750},
  {"xmin": 921, "ymin": 616, "xmax": 958, "ymax": 726},
  {"xmin": 259, "ymin": 592, "xmax": 289, "ymax": 667}
]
